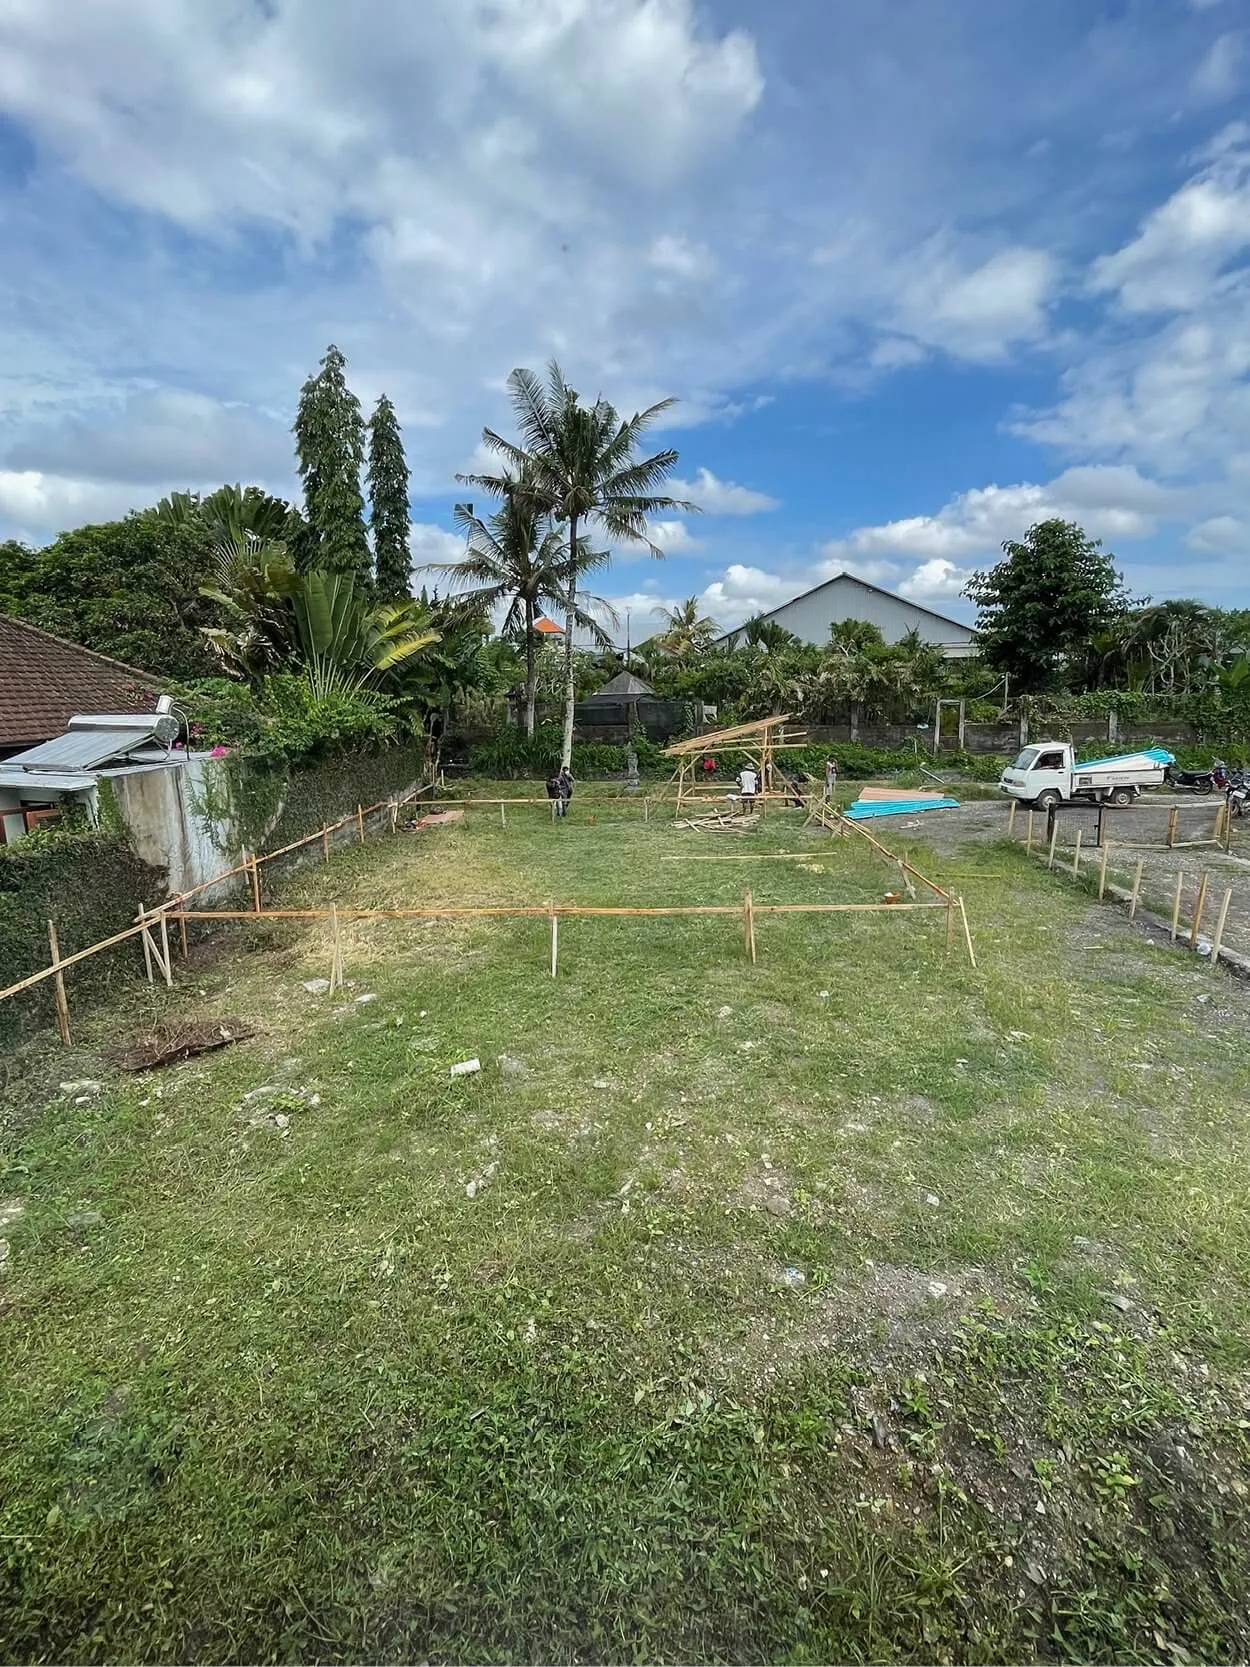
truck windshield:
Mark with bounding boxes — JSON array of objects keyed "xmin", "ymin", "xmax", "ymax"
[{"xmin": 1011, "ymin": 748, "xmax": 1039, "ymax": 769}]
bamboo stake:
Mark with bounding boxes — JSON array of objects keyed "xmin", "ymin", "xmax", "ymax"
[
  {"xmin": 0, "ymin": 916, "xmax": 163, "ymax": 1003},
  {"xmin": 1098, "ymin": 840, "xmax": 1110, "ymax": 900},
  {"xmin": 1047, "ymin": 821, "xmax": 1059, "ymax": 870},
  {"xmin": 158, "ymin": 910, "xmax": 173, "ymax": 988},
  {"xmin": 958, "ymin": 897, "xmax": 977, "ymax": 969},
  {"xmin": 47, "ymin": 920, "xmax": 71, "ymax": 1046},
  {"xmin": 744, "ymin": 889, "xmax": 757, "ymax": 964},
  {"xmin": 1189, "ymin": 870, "xmax": 1210, "ymax": 951},
  {"xmin": 550, "ymin": 908, "xmax": 558, "ymax": 978},
  {"xmin": 329, "ymin": 903, "xmax": 342, "ymax": 992},
  {"xmin": 1025, "ymin": 810, "xmax": 1035, "ymax": 854},
  {"xmin": 500, "ymin": 803, "xmax": 507, "ymax": 829},
  {"xmin": 1167, "ymin": 805, "xmax": 1179, "ymax": 849},
  {"xmin": 322, "ymin": 827, "xmax": 330, "ymax": 863},
  {"xmin": 390, "ymin": 800, "xmax": 398, "ymax": 834},
  {"xmin": 1170, "ymin": 872, "xmax": 1184, "ymax": 942},
  {"xmin": 1129, "ymin": 857, "xmax": 1144, "ymax": 919},
  {"xmin": 1211, "ymin": 888, "xmax": 1233, "ymax": 960},
  {"xmin": 946, "ymin": 897, "xmax": 956, "ymax": 952},
  {"xmin": 170, "ymin": 900, "xmax": 952, "ymax": 922},
  {"xmin": 138, "ymin": 908, "xmax": 154, "ymax": 984},
  {"xmin": 1223, "ymin": 800, "xmax": 1232, "ymax": 853},
  {"xmin": 356, "ymin": 804, "xmax": 365, "ymax": 844},
  {"xmin": 1072, "ymin": 827, "xmax": 1083, "ymax": 877},
  {"xmin": 1007, "ymin": 799, "xmax": 1017, "ymax": 838},
  {"xmin": 645, "ymin": 798, "xmax": 650, "ymax": 822},
  {"xmin": 248, "ymin": 852, "xmax": 261, "ymax": 914},
  {"xmin": 178, "ymin": 913, "xmax": 188, "ymax": 960}
]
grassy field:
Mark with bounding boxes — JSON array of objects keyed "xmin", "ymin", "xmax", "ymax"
[{"xmin": 2, "ymin": 786, "xmax": 1249, "ymax": 1662}]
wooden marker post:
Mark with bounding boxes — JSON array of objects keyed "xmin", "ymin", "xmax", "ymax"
[
  {"xmin": 1170, "ymin": 872, "xmax": 1184, "ymax": 942},
  {"xmin": 1072, "ymin": 828, "xmax": 1083, "ymax": 877},
  {"xmin": 47, "ymin": 920, "xmax": 71, "ymax": 1046},
  {"xmin": 1098, "ymin": 840, "xmax": 1110, "ymax": 901},
  {"xmin": 1211, "ymin": 887, "xmax": 1233, "ymax": 960},
  {"xmin": 1223, "ymin": 800, "xmax": 1233, "ymax": 853},
  {"xmin": 178, "ymin": 913, "xmax": 188, "ymax": 960},
  {"xmin": 157, "ymin": 911, "xmax": 173, "ymax": 988},
  {"xmin": 329, "ymin": 903, "xmax": 343, "ymax": 992},
  {"xmin": 390, "ymin": 800, "xmax": 398, "ymax": 835},
  {"xmin": 743, "ymin": 889, "xmax": 757, "ymax": 964},
  {"xmin": 1025, "ymin": 810, "xmax": 1035, "ymax": 855},
  {"xmin": 248, "ymin": 852, "xmax": 261, "ymax": 914},
  {"xmin": 946, "ymin": 896, "xmax": 956, "ymax": 952},
  {"xmin": 1007, "ymin": 799, "xmax": 1017, "ymax": 838},
  {"xmin": 321, "ymin": 827, "xmax": 330, "ymax": 863},
  {"xmin": 500, "ymin": 803, "xmax": 507, "ymax": 830},
  {"xmin": 550, "ymin": 908, "xmax": 558, "ymax": 978},
  {"xmin": 137, "ymin": 907, "xmax": 155, "ymax": 984},
  {"xmin": 1129, "ymin": 857, "xmax": 1144, "ymax": 920},
  {"xmin": 1047, "ymin": 821, "xmax": 1059, "ymax": 871},
  {"xmin": 1167, "ymin": 806, "xmax": 1179, "ymax": 849},
  {"xmin": 1189, "ymin": 870, "xmax": 1210, "ymax": 951},
  {"xmin": 958, "ymin": 897, "xmax": 977, "ymax": 969},
  {"xmin": 356, "ymin": 804, "xmax": 365, "ymax": 844}
]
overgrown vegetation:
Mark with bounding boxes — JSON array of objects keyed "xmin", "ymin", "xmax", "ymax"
[{"xmin": 2, "ymin": 798, "xmax": 1248, "ymax": 1658}]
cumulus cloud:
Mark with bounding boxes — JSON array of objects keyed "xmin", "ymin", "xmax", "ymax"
[
  {"xmin": 668, "ymin": 468, "xmax": 779, "ymax": 515},
  {"xmin": 408, "ymin": 522, "xmax": 465, "ymax": 573},
  {"xmin": 1187, "ymin": 513, "xmax": 1248, "ymax": 551},
  {"xmin": 0, "ymin": 470, "xmax": 152, "ymax": 538},
  {"xmin": 889, "ymin": 243, "xmax": 1057, "ymax": 363},
  {"xmin": 898, "ymin": 559, "xmax": 973, "ymax": 601}
]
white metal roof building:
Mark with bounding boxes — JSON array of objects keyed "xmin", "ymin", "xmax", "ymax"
[{"xmin": 719, "ymin": 572, "xmax": 978, "ymax": 659}]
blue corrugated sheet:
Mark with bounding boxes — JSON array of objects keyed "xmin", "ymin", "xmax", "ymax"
[
  {"xmin": 845, "ymin": 797, "xmax": 961, "ymax": 820},
  {"xmin": 1074, "ymin": 747, "xmax": 1173, "ymax": 771}
]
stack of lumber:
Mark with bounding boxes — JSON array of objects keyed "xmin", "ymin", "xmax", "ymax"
[{"xmin": 677, "ymin": 810, "xmax": 761, "ymax": 833}]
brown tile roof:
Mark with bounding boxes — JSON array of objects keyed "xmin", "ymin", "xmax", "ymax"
[{"xmin": 0, "ymin": 616, "xmax": 161, "ymax": 749}]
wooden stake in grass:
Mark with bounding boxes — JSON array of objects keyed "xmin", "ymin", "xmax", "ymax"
[
  {"xmin": 321, "ymin": 827, "xmax": 330, "ymax": 863},
  {"xmin": 1047, "ymin": 821, "xmax": 1059, "ymax": 870},
  {"xmin": 138, "ymin": 907, "xmax": 155, "ymax": 984},
  {"xmin": 1007, "ymin": 799, "xmax": 1017, "ymax": 838},
  {"xmin": 248, "ymin": 852, "xmax": 261, "ymax": 914},
  {"xmin": 1025, "ymin": 810, "xmax": 1035, "ymax": 854},
  {"xmin": 1189, "ymin": 870, "xmax": 1210, "ymax": 951},
  {"xmin": 1170, "ymin": 871, "xmax": 1185, "ymax": 942},
  {"xmin": 1209, "ymin": 886, "xmax": 1232, "ymax": 961},
  {"xmin": 1072, "ymin": 827, "xmax": 1083, "ymax": 877},
  {"xmin": 390, "ymin": 800, "xmax": 398, "ymax": 835},
  {"xmin": 743, "ymin": 889, "xmax": 757, "ymax": 964},
  {"xmin": 550, "ymin": 908, "xmax": 558, "ymax": 978},
  {"xmin": 357, "ymin": 804, "xmax": 365, "ymax": 844},
  {"xmin": 1167, "ymin": 805, "xmax": 1179, "ymax": 849},
  {"xmin": 958, "ymin": 897, "xmax": 977, "ymax": 969},
  {"xmin": 946, "ymin": 896, "xmax": 956, "ymax": 953},
  {"xmin": 1098, "ymin": 840, "xmax": 1110, "ymax": 901},
  {"xmin": 158, "ymin": 911, "xmax": 173, "ymax": 988},
  {"xmin": 178, "ymin": 913, "xmax": 188, "ymax": 960},
  {"xmin": 1223, "ymin": 799, "xmax": 1233, "ymax": 853},
  {"xmin": 500, "ymin": 803, "xmax": 507, "ymax": 830},
  {"xmin": 1129, "ymin": 857, "xmax": 1144, "ymax": 920},
  {"xmin": 329, "ymin": 903, "xmax": 343, "ymax": 992},
  {"xmin": 47, "ymin": 919, "xmax": 71, "ymax": 1046}
]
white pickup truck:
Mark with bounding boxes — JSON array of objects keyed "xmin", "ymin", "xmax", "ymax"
[{"xmin": 999, "ymin": 743, "xmax": 1174, "ymax": 810}]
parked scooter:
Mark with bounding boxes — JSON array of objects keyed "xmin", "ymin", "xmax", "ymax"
[
  {"xmin": 1166, "ymin": 763, "xmax": 1217, "ymax": 794},
  {"xmin": 1227, "ymin": 769, "xmax": 1250, "ymax": 818}
]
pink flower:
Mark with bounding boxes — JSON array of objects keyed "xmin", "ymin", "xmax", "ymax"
[{"xmin": 209, "ymin": 745, "xmax": 231, "ymax": 758}]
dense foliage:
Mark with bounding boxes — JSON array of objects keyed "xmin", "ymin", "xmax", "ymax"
[
  {"xmin": 367, "ymin": 393, "xmax": 412, "ymax": 602},
  {"xmin": 294, "ymin": 343, "xmax": 370, "ymax": 585}
]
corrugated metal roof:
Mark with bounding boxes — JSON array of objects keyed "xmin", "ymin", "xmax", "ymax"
[{"xmin": 6, "ymin": 726, "xmax": 156, "ymax": 771}]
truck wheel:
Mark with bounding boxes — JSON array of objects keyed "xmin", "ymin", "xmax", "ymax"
[
  {"xmin": 1034, "ymin": 790, "xmax": 1060, "ymax": 810},
  {"xmin": 1110, "ymin": 787, "xmax": 1133, "ymax": 806}
]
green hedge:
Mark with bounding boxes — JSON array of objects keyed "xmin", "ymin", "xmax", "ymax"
[
  {"xmin": 0, "ymin": 831, "xmax": 165, "ymax": 1043},
  {"xmin": 468, "ymin": 725, "xmax": 668, "ymax": 779}
]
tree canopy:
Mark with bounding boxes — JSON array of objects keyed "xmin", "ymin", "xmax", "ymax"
[
  {"xmin": 963, "ymin": 519, "xmax": 1130, "ymax": 693},
  {"xmin": 368, "ymin": 394, "xmax": 412, "ymax": 602},
  {"xmin": 294, "ymin": 344, "xmax": 370, "ymax": 586}
]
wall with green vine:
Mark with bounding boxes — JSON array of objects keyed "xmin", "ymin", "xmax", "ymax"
[{"xmin": 0, "ymin": 831, "xmax": 166, "ymax": 1043}]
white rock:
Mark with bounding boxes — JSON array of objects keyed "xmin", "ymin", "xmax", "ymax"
[
  {"xmin": 592, "ymin": 1078, "xmax": 609, "ymax": 1089},
  {"xmin": 927, "ymin": 1280, "xmax": 949, "ymax": 1299},
  {"xmin": 717, "ymin": 1005, "xmax": 734, "ymax": 1019},
  {"xmin": 466, "ymin": 1180, "xmax": 478, "ymax": 1199},
  {"xmin": 0, "ymin": 1201, "xmax": 23, "ymax": 1230},
  {"xmin": 274, "ymin": 1113, "xmax": 290, "ymax": 1129},
  {"xmin": 355, "ymin": 993, "xmax": 377, "ymax": 1005},
  {"xmin": 819, "ymin": 991, "xmax": 830, "ymax": 1000},
  {"xmin": 449, "ymin": 1058, "xmax": 481, "ymax": 1077},
  {"xmin": 926, "ymin": 1193, "xmax": 941, "ymax": 1207},
  {"xmin": 302, "ymin": 978, "xmax": 331, "ymax": 994},
  {"xmin": 59, "ymin": 1080, "xmax": 102, "ymax": 1098}
]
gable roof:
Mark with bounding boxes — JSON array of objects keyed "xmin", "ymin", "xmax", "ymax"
[
  {"xmin": 585, "ymin": 670, "xmax": 656, "ymax": 701},
  {"xmin": 0, "ymin": 616, "xmax": 161, "ymax": 749},
  {"xmin": 722, "ymin": 571, "xmax": 975, "ymax": 641},
  {"xmin": 534, "ymin": 615, "xmax": 564, "ymax": 634}
]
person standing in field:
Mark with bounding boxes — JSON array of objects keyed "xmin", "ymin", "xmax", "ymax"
[
  {"xmin": 557, "ymin": 765, "xmax": 574, "ymax": 817},
  {"xmin": 824, "ymin": 756, "xmax": 838, "ymax": 798},
  {"xmin": 738, "ymin": 763, "xmax": 758, "ymax": 813}
]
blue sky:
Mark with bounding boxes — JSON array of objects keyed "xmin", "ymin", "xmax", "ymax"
[{"xmin": 1, "ymin": 0, "xmax": 1249, "ymax": 638}]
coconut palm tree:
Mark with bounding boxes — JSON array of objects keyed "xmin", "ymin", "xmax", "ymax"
[
  {"xmin": 430, "ymin": 472, "xmax": 615, "ymax": 736},
  {"xmin": 657, "ymin": 596, "xmax": 721, "ymax": 657},
  {"xmin": 458, "ymin": 361, "xmax": 693, "ymax": 767}
]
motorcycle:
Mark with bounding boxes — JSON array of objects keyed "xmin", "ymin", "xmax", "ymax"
[
  {"xmin": 1167, "ymin": 764, "xmax": 1217, "ymax": 794},
  {"xmin": 1228, "ymin": 769, "xmax": 1250, "ymax": 819}
]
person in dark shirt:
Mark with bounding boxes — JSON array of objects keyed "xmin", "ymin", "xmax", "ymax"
[{"xmin": 557, "ymin": 766, "xmax": 574, "ymax": 816}]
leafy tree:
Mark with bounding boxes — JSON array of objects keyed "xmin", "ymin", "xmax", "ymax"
[
  {"xmin": 459, "ymin": 361, "xmax": 692, "ymax": 768},
  {"xmin": 963, "ymin": 519, "xmax": 1130, "ymax": 693},
  {"xmin": 293, "ymin": 344, "xmax": 370, "ymax": 586},
  {"xmin": 437, "ymin": 472, "xmax": 614, "ymax": 737},
  {"xmin": 740, "ymin": 615, "xmax": 799, "ymax": 653},
  {"xmin": 367, "ymin": 394, "xmax": 412, "ymax": 602},
  {"xmin": 657, "ymin": 596, "xmax": 721, "ymax": 657},
  {"xmin": 0, "ymin": 513, "xmax": 224, "ymax": 680}
]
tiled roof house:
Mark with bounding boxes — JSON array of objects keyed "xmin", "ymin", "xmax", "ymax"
[{"xmin": 0, "ymin": 616, "xmax": 160, "ymax": 756}]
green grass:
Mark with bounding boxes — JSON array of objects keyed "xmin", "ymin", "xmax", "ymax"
[{"xmin": 2, "ymin": 790, "xmax": 1249, "ymax": 1662}]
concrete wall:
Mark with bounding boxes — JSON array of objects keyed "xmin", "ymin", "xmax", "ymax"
[{"xmin": 111, "ymin": 754, "xmax": 249, "ymax": 899}]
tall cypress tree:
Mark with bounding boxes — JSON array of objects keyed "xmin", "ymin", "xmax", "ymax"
[
  {"xmin": 367, "ymin": 393, "xmax": 412, "ymax": 601},
  {"xmin": 292, "ymin": 344, "xmax": 370, "ymax": 586}
]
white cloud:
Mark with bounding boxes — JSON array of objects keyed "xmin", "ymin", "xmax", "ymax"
[
  {"xmin": 649, "ymin": 235, "xmax": 716, "ymax": 281},
  {"xmin": 880, "ymin": 242, "xmax": 1057, "ymax": 364},
  {"xmin": 668, "ymin": 468, "xmax": 779, "ymax": 515},
  {"xmin": 647, "ymin": 518, "xmax": 701, "ymax": 552},
  {"xmin": 700, "ymin": 564, "xmax": 797, "ymax": 618},
  {"xmin": 1187, "ymin": 514, "xmax": 1248, "ymax": 551},
  {"xmin": 0, "ymin": 470, "xmax": 150, "ymax": 538},
  {"xmin": 408, "ymin": 522, "xmax": 464, "ymax": 573},
  {"xmin": 1192, "ymin": 31, "xmax": 1245, "ymax": 101},
  {"xmin": 898, "ymin": 558, "xmax": 974, "ymax": 601}
]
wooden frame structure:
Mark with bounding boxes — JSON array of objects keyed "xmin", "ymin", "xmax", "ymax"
[{"xmin": 658, "ymin": 715, "xmax": 813, "ymax": 819}]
